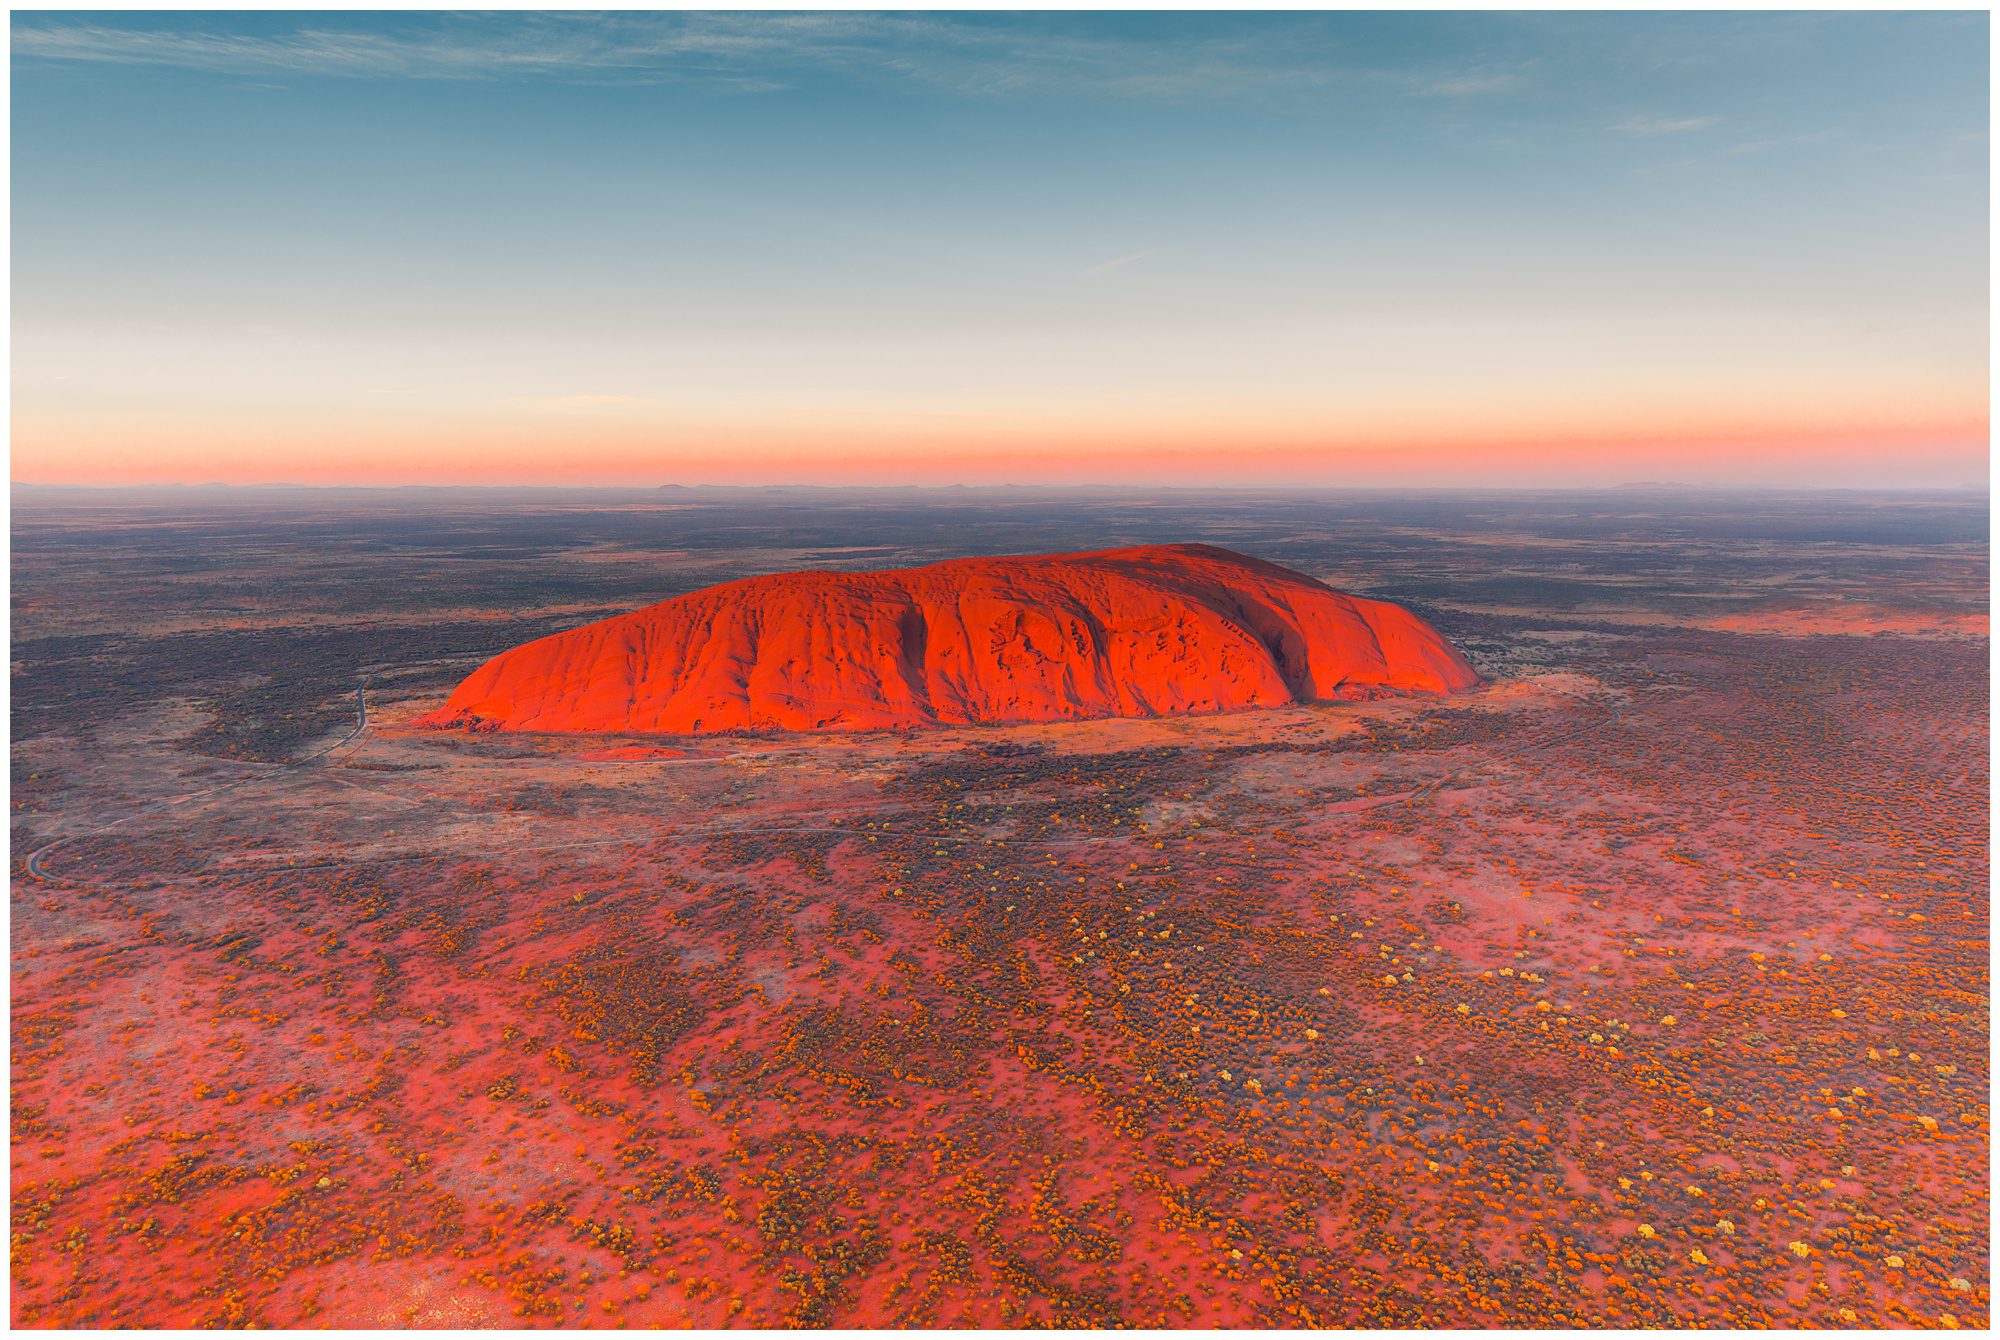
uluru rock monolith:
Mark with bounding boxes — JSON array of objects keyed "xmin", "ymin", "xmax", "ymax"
[{"xmin": 414, "ymin": 544, "xmax": 1480, "ymax": 735}]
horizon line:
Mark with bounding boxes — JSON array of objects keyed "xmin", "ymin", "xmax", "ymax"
[{"xmin": 13, "ymin": 480, "xmax": 1991, "ymax": 496}]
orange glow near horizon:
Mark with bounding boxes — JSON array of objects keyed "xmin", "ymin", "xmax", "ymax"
[
  {"xmin": 16, "ymin": 280, "xmax": 1985, "ymax": 491},
  {"xmin": 14, "ymin": 409, "xmax": 1989, "ymax": 490}
]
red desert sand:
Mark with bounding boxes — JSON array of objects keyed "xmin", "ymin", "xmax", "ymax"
[{"xmin": 414, "ymin": 544, "xmax": 1481, "ymax": 734}]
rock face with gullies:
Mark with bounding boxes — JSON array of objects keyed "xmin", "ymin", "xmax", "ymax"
[{"xmin": 413, "ymin": 544, "xmax": 1481, "ymax": 735}]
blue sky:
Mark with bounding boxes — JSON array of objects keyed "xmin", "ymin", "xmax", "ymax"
[{"xmin": 11, "ymin": 10, "xmax": 1989, "ymax": 486}]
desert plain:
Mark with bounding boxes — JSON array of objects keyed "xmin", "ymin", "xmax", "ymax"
[{"xmin": 10, "ymin": 485, "xmax": 1989, "ymax": 1328}]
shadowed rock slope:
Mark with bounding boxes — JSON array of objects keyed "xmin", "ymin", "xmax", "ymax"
[{"xmin": 414, "ymin": 544, "xmax": 1481, "ymax": 735}]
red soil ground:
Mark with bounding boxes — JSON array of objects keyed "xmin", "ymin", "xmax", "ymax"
[
  {"xmin": 12, "ymin": 641, "xmax": 1987, "ymax": 1329},
  {"xmin": 414, "ymin": 545, "xmax": 1480, "ymax": 736},
  {"xmin": 11, "ymin": 496, "xmax": 1988, "ymax": 1330}
]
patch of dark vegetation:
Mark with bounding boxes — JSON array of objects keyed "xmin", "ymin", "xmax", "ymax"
[
  {"xmin": 12, "ymin": 617, "xmax": 604, "ymax": 760},
  {"xmin": 526, "ymin": 946, "xmax": 710, "ymax": 1088}
]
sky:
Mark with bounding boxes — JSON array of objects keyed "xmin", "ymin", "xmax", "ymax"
[{"xmin": 10, "ymin": 9, "xmax": 1990, "ymax": 488}]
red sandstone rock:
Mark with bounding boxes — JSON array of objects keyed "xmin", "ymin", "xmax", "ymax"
[{"xmin": 414, "ymin": 544, "xmax": 1481, "ymax": 735}]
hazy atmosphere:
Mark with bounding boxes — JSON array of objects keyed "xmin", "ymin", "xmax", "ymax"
[{"xmin": 11, "ymin": 10, "xmax": 1989, "ymax": 487}]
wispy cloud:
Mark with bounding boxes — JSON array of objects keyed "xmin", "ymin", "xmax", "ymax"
[
  {"xmin": 1420, "ymin": 68, "xmax": 1531, "ymax": 98},
  {"xmin": 1086, "ymin": 251, "xmax": 1153, "ymax": 277},
  {"xmin": 9, "ymin": 14, "xmax": 806, "ymax": 83},
  {"xmin": 1611, "ymin": 115, "xmax": 1720, "ymax": 135},
  {"xmin": 7, "ymin": 13, "xmax": 1527, "ymax": 106}
]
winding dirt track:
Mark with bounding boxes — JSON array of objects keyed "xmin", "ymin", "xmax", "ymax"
[{"xmin": 21, "ymin": 675, "xmax": 372, "ymax": 884}]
